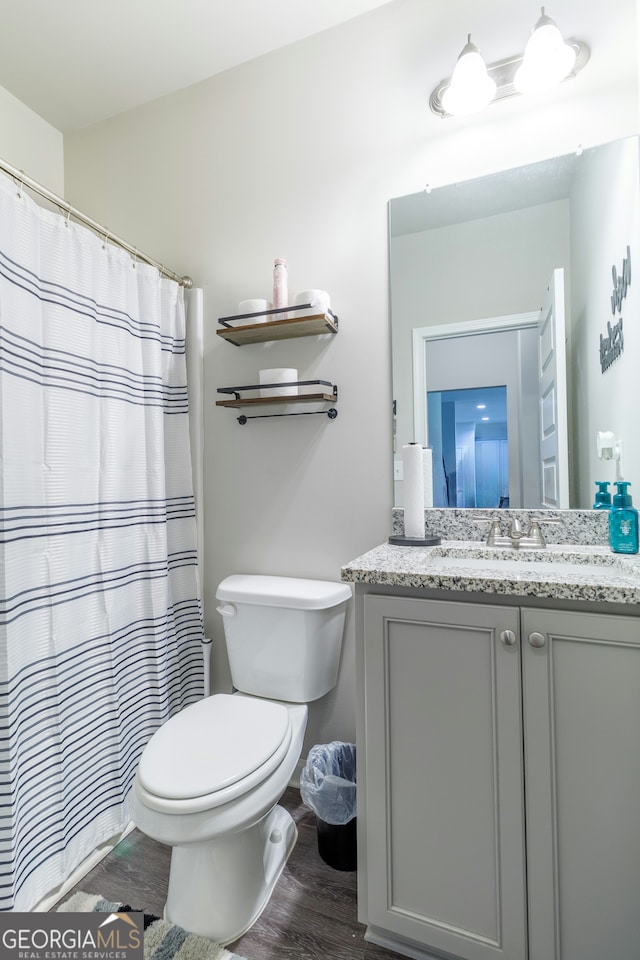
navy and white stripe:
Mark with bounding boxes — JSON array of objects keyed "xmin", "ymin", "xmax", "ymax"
[
  {"xmin": 0, "ymin": 248, "xmax": 185, "ymax": 353},
  {"xmin": 0, "ymin": 609, "xmax": 202, "ymax": 901},
  {"xmin": 0, "ymin": 326, "xmax": 188, "ymax": 410},
  {"xmin": 0, "ymin": 496, "xmax": 195, "ymax": 544},
  {"xmin": 0, "ymin": 169, "xmax": 203, "ymax": 911}
]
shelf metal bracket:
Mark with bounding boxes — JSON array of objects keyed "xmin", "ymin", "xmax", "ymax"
[{"xmin": 237, "ymin": 408, "xmax": 338, "ymax": 425}]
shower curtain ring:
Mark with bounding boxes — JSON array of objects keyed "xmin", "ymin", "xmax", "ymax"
[
  {"xmin": 102, "ymin": 230, "xmax": 110, "ymax": 250},
  {"xmin": 132, "ymin": 247, "xmax": 138, "ymax": 269},
  {"xmin": 64, "ymin": 209, "xmax": 71, "ymax": 228},
  {"xmin": 16, "ymin": 172, "xmax": 24, "ymax": 198}
]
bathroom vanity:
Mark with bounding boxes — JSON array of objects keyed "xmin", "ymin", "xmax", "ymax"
[{"xmin": 342, "ymin": 522, "xmax": 640, "ymax": 960}]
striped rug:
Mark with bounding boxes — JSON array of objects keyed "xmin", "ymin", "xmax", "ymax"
[{"xmin": 57, "ymin": 892, "xmax": 247, "ymax": 960}]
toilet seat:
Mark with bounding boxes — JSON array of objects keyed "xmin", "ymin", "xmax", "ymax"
[{"xmin": 136, "ymin": 694, "xmax": 292, "ymax": 814}]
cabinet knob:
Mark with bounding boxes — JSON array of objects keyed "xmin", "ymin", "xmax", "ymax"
[
  {"xmin": 500, "ymin": 630, "xmax": 517, "ymax": 646},
  {"xmin": 528, "ymin": 631, "xmax": 546, "ymax": 648}
]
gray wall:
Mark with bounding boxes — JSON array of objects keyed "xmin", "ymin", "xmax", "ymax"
[
  {"xmin": 0, "ymin": 83, "xmax": 63, "ymax": 194},
  {"xmin": 570, "ymin": 136, "xmax": 640, "ymax": 507}
]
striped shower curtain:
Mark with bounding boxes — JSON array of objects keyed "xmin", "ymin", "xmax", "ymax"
[{"xmin": 0, "ymin": 172, "xmax": 204, "ymax": 910}]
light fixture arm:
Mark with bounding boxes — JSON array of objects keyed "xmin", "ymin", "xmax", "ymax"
[{"xmin": 536, "ymin": 7, "xmax": 554, "ymax": 29}]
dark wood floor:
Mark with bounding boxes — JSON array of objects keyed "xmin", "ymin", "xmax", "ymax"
[{"xmin": 57, "ymin": 787, "xmax": 401, "ymax": 960}]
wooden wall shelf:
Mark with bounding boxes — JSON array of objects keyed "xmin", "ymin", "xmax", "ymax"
[
  {"xmin": 216, "ymin": 391, "xmax": 337, "ymax": 409},
  {"xmin": 217, "ymin": 308, "xmax": 338, "ymax": 346},
  {"xmin": 216, "ymin": 380, "xmax": 338, "ymax": 424},
  {"xmin": 216, "ymin": 379, "xmax": 337, "ymax": 407}
]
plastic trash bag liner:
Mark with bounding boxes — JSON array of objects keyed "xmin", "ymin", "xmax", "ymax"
[{"xmin": 300, "ymin": 741, "xmax": 357, "ymax": 825}]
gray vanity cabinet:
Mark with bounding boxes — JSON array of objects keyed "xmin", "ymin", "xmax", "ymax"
[
  {"xmin": 361, "ymin": 595, "xmax": 640, "ymax": 960},
  {"xmin": 521, "ymin": 607, "xmax": 640, "ymax": 960},
  {"xmin": 363, "ymin": 595, "xmax": 527, "ymax": 960}
]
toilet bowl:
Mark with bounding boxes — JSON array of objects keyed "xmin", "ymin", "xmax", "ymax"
[
  {"xmin": 131, "ymin": 574, "xmax": 351, "ymax": 945},
  {"xmin": 131, "ymin": 694, "xmax": 308, "ymax": 943}
]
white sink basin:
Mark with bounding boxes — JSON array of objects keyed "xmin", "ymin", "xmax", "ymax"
[
  {"xmin": 421, "ymin": 543, "xmax": 640, "ymax": 580},
  {"xmin": 425, "ymin": 555, "xmax": 615, "ymax": 578},
  {"xmin": 431, "ymin": 543, "xmax": 610, "ymax": 562}
]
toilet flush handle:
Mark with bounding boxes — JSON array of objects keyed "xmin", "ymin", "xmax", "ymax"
[{"xmin": 216, "ymin": 603, "xmax": 237, "ymax": 618}]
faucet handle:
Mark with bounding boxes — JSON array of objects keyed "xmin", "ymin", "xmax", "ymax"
[
  {"xmin": 525, "ymin": 520, "xmax": 545, "ymax": 546},
  {"xmin": 527, "ymin": 515, "xmax": 562, "ymax": 547},
  {"xmin": 471, "ymin": 514, "xmax": 502, "ymax": 545}
]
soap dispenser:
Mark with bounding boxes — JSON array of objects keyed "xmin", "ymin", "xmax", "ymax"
[
  {"xmin": 593, "ymin": 481, "xmax": 612, "ymax": 510},
  {"xmin": 608, "ymin": 481, "xmax": 639, "ymax": 554}
]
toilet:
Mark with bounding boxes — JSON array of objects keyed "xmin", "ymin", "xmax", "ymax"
[{"xmin": 131, "ymin": 574, "xmax": 351, "ymax": 945}]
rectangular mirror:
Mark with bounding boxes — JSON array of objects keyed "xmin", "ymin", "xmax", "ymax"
[{"xmin": 389, "ymin": 135, "xmax": 640, "ymax": 510}]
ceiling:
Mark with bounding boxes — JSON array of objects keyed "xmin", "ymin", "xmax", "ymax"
[{"xmin": 0, "ymin": 0, "xmax": 393, "ymax": 133}]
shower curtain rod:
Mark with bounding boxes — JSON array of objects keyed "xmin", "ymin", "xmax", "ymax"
[{"xmin": 0, "ymin": 155, "xmax": 193, "ymax": 289}]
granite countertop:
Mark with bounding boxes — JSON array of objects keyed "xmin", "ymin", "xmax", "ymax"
[{"xmin": 341, "ymin": 541, "xmax": 640, "ymax": 605}]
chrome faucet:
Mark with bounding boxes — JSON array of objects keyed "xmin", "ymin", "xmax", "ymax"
[
  {"xmin": 507, "ymin": 517, "xmax": 524, "ymax": 541},
  {"xmin": 472, "ymin": 515, "xmax": 562, "ymax": 549}
]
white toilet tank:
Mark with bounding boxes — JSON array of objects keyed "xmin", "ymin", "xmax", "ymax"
[{"xmin": 215, "ymin": 575, "xmax": 352, "ymax": 702}]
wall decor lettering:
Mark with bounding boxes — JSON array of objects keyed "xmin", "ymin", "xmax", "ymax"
[
  {"xmin": 600, "ymin": 317, "xmax": 624, "ymax": 371},
  {"xmin": 601, "ymin": 245, "xmax": 631, "ymax": 373}
]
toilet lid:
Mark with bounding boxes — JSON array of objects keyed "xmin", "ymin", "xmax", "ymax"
[{"xmin": 137, "ymin": 694, "xmax": 290, "ymax": 800}]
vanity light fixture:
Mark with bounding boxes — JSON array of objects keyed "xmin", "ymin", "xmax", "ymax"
[
  {"xmin": 430, "ymin": 7, "xmax": 589, "ymax": 118},
  {"xmin": 440, "ymin": 35, "xmax": 496, "ymax": 117}
]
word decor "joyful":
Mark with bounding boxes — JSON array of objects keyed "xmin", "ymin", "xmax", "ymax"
[{"xmin": 600, "ymin": 245, "xmax": 631, "ymax": 373}]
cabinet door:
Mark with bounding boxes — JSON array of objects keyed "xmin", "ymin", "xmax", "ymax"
[
  {"xmin": 364, "ymin": 596, "xmax": 526, "ymax": 960},
  {"xmin": 522, "ymin": 608, "xmax": 640, "ymax": 960}
]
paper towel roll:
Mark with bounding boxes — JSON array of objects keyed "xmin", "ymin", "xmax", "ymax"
[
  {"xmin": 403, "ymin": 443, "xmax": 425, "ymax": 538},
  {"xmin": 423, "ymin": 447, "xmax": 434, "ymax": 508}
]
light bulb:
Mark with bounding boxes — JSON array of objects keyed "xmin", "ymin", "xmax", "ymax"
[
  {"xmin": 441, "ymin": 35, "xmax": 496, "ymax": 117},
  {"xmin": 514, "ymin": 7, "xmax": 577, "ymax": 95}
]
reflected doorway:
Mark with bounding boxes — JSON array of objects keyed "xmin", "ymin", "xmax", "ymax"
[
  {"xmin": 428, "ymin": 385, "xmax": 508, "ymax": 508},
  {"xmin": 414, "ymin": 315, "xmax": 543, "ymax": 509}
]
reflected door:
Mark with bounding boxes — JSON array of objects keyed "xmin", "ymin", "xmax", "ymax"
[{"xmin": 537, "ymin": 268, "xmax": 569, "ymax": 508}]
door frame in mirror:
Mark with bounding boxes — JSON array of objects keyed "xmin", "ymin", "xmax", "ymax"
[{"xmin": 412, "ymin": 312, "xmax": 538, "ymax": 447}]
